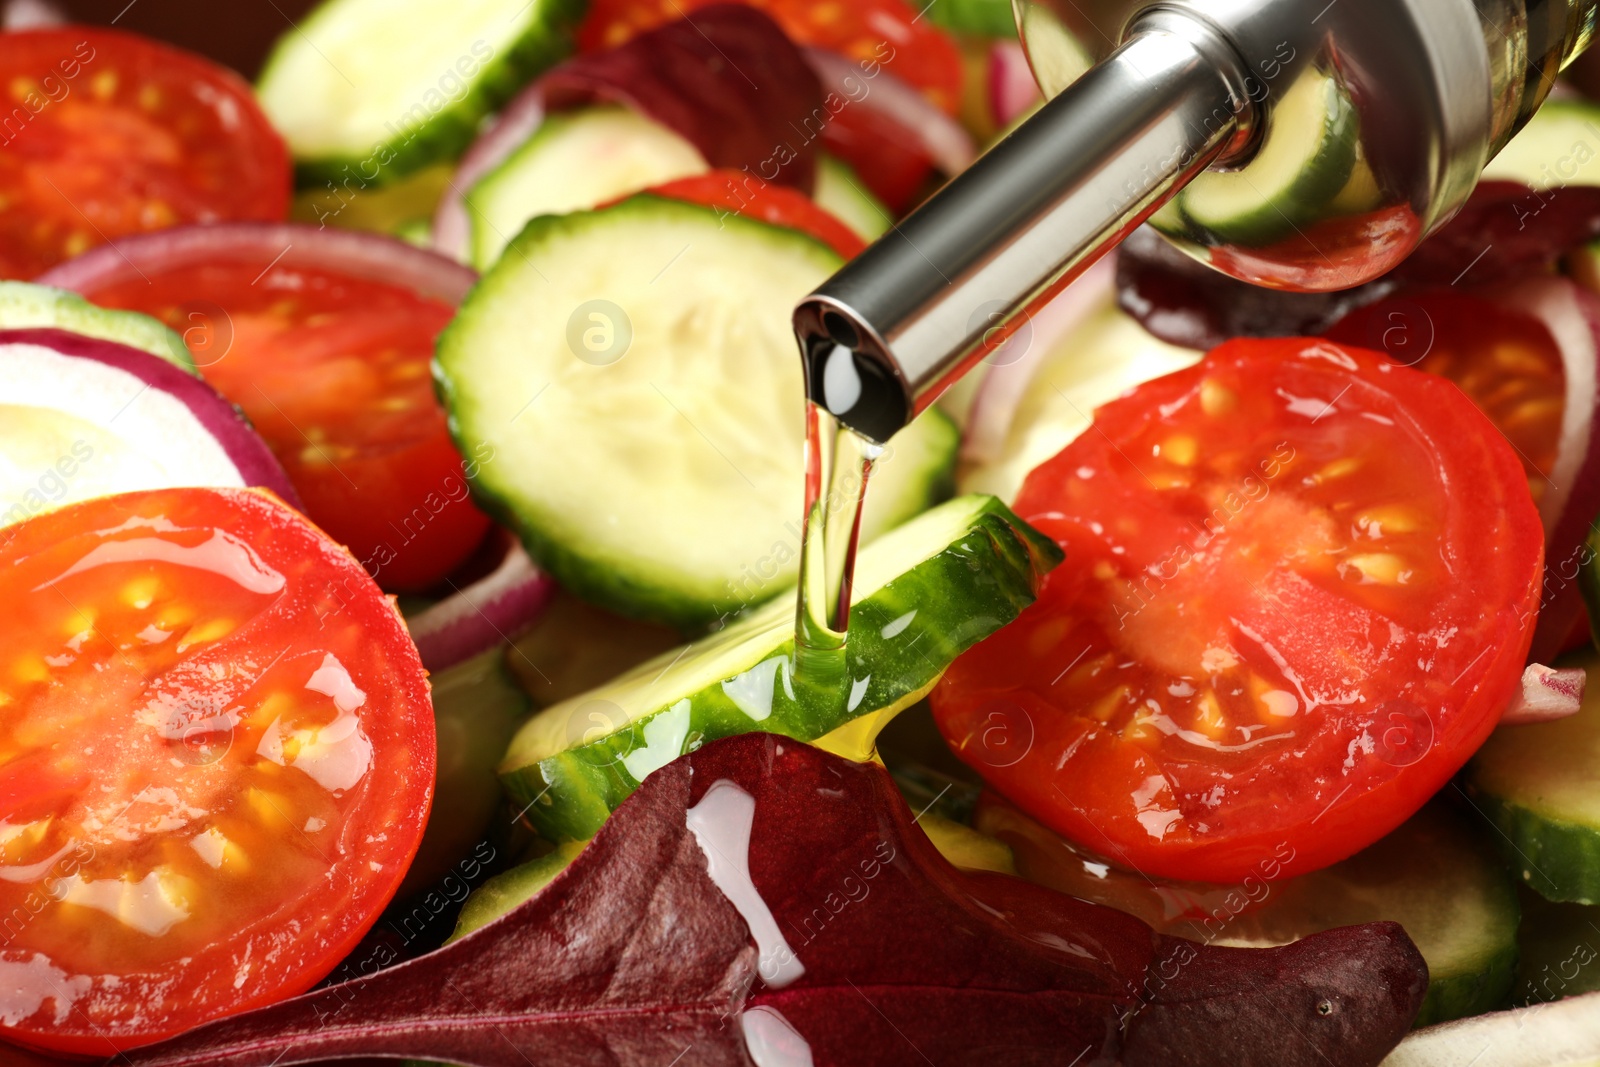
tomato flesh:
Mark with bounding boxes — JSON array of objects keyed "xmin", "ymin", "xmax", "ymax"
[
  {"xmin": 931, "ymin": 338, "xmax": 1543, "ymax": 883},
  {"xmin": 0, "ymin": 29, "xmax": 289, "ymax": 280},
  {"xmin": 817, "ymin": 103, "xmax": 937, "ymax": 214},
  {"xmin": 0, "ymin": 488, "xmax": 433, "ymax": 1055},
  {"xmin": 1324, "ymin": 290, "xmax": 1567, "ymax": 507},
  {"xmin": 645, "ymin": 170, "xmax": 866, "ymax": 258},
  {"xmin": 83, "ymin": 259, "xmax": 491, "ymax": 592}
]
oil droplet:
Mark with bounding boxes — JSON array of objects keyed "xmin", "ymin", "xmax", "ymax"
[
  {"xmin": 822, "ymin": 344, "xmax": 861, "ymax": 415},
  {"xmin": 742, "ymin": 1005, "xmax": 815, "ymax": 1067},
  {"xmin": 685, "ymin": 780, "xmax": 805, "ymax": 988}
]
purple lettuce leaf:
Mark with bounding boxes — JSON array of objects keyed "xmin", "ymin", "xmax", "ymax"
[
  {"xmin": 541, "ymin": 4, "xmax": 821, "ymax": 193},
  {"xmin": 107, "ymin": 734, "xmax": 1426, "ymax": 1067}
]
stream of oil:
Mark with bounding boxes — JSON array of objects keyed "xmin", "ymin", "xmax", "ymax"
[{"xmin": 793, "ymin": 399, "xmax": 881, "ymax": 709}]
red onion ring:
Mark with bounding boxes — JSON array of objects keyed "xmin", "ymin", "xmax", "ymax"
[
  {"xmin": 961, "ymin": 255, "xmax": 1118, "ymax": 467},
  {"xmin": 432, "ymin": 93, "xmax": 548, "ymax": 262},
  {"xmin": 1, "ymin": 0, "xmax": 63, "ymax": 29},
  {"xmin": 1488, "ymin": 278, "xmax": 1600, "ymax": 664},
  {"xmin": 407, "ymin": 530, "xmax": 557, "ymax": 673},
  {"xmin": 802, "ymin": 46, "xmax": 975, "ymax": 178},
  {"xmin": 1501, "ymin": 662, "xmax": 1586, "ymax": 725},
  {"xmin": 0, "ymin": 327, "xmax": 299, "ymax": 510},
  {"xmin": 988, "ymin": 40, "xmax": 1043, "ymax": 129},
  {"xmin": 38, "ymin": 222, "xmax": 477, "ymax": 306},
  {"xmin": 436, "ymin": 8, "xmax": 826, "ymax": 263}
]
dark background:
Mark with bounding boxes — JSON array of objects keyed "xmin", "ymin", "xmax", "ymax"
[{"xmin": 52, "ymin": 0, "xmax": 323, "ymax": 76}]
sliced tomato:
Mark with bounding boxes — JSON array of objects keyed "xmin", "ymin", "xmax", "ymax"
[
  {"xmin": 931, "ymin": 337, "xmax": 1543, "ymax": 883},
  {"xmin": 645, "ymin": 170, "xmax": 866, "ymax": 257},
  {"xmin": 0, "ymin": 487, "xmax": 433, "ymax": 1055},
  {"xmin": 1324, "ymin": 290, "xmax": 1567, "ymax": 507},
  {"xmin": 820, "ymin": 104, "xmax": 938, "ymax": 214},
  {"xmin": 578, "ymin": 0, "xmax": 963, "ymax": 114},
  {"xmin": 0, "ymin": 29, "xmax": 289, "ymax": 280},
  {"xmin": 82, "ymin": 259, "xmax": 491, "ymax": 592}
]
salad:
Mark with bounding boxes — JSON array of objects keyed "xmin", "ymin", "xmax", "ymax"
[{"xmin": 2, "ymin": 0, "xmax": 1600, "ymax": 1063}]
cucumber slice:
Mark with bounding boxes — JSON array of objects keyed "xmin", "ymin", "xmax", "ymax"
[
  {"xmin": 465, "ymin": 106, "xmax": 708, "ymax": 270},
  {"xmin": 1209, "ymin": 803, "xmax": 1519, "ymax": 1028},
  {"xmin": 814, "ymin": 154, "xmax": 892, "ymax": 242},
  {"xmin": 506, "ymin": 588, "xmax": 685, "ymax": 708},
  {"xmin": 291, "ymin": 162, "xmax": 454, "ymax": 240},
  {"xmin": 918, "ymin": 814, "xmax": 1016, "ymax": 875},
  {"xmin": 397, "ymin": 646, "xmax": 531, "ymax": 898},
  {"xmin": 1382, "ymin": 993, "xmax": 1600, "ymax": 1067},
  {"xmin": 1017, "ymin": 4, "xmax": 1093, "ymax": 99},
  {"xmin": 890, "ymin": 760, "xmax": 985, "ymax": 826},
  {"xmin": 257, "ymin": 0, "xmax": 581, "ymax": 186},
  {"xmin": 1514, "ymin": 887, "xmax": 1600, "ymax": 1004},
  {"xmin": 1180, "ymin": 69, "xmax": 1358, "ymax": 246},
  {"xmin": 978, "ymin": 799, "xmax": 1518, "ymax": 1027},
  {"xmin": 1483, "ymin": 99, "xmax": 1600, "ymax": 192},
  {"xmin": 958, "ymin": 302, "xmax": 1201, "ymax": 503},
  {"xmin": 449, "ymin": 839, "xmax": 585, "ymax": 942},
  {"xmin": 1466, "ymin": 652, "xmax": 1600, "ymax": 904},
  {"xmin": 496, "ymin": 493, "xmax": 1063, "ymax": 842},
  {"xmin": 437, "ymin": 196, "xmax": 960, "ymax": 626},
  {"xmin": 0, "ymin": 282, "xmax": 192, "ymax": 372},
  {"xmin": 924, "ymin": 0, "xmax": 1018, "ymax": 39}
]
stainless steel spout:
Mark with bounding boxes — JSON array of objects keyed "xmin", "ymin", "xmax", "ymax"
[{"xmin": 797, "ymin": 0, "xmax": 1599, "ymax": 443}]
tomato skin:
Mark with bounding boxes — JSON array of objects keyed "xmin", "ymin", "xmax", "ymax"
[
  {"xmin": 0, "ymin": 29, "xmax": 289, "ymax": 280},
  {"xmin": 1324, "ymin": 289, "xmax": 1567, "ymax": 502},
  {"xmin": 819, "ymin": 104, "xmax": 937, "ymax": 214},
  {"xmin": 0, "ymin": 487, "xmax": 434, "ymax": 1055},
  {"xmin": 931, "ymin": 338, "xmax": 1543, "ymax": 883},
  {"xmin": 645, "ymin": 170, "xmax": 866, "ymax": 257},
  {"xmin": 81, "ymin": 258, "xmax": 491, "ymax": 592}
]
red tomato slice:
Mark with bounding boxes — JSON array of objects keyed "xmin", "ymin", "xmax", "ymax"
[
  {"xmin": 0, "ymin": 487, "xmax": 433, "ymax": 1055},
  {"xmin": 81, "ymin": 260, "xmax": 492, "ymax": 592},
  {"xmin": 820, "ymin": 104, "xmax": 937, "ymax": 214},
  {"xmin": 645, "ymin": 170, "xmax": 866, "ymax": 258},
  {"xmin": 0, "ymin": 29, "xmax": 289, "ymax": 280},
  {"xmin": 1324, "ymin": 290, "xmax": 1567, "ymax": 507},
  {"xmin": 931, "ymin": 338, "xmax": 1543, "ymax": 883},
  {"xmin": 578, "ymin": 0, "xmax": 963, "ymax": 114}
]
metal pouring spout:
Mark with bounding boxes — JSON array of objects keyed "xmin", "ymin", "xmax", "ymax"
[{"xmin": 795, "ymin": 0, "xmax": 1600, "ymax": 444}]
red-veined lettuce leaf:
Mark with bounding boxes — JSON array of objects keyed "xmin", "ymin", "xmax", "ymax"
[{"xmin": 104, "ymin": 734, "xmax": 1426, "ymax": 1067}]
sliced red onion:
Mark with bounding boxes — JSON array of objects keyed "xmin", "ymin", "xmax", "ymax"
[
  {"xmin": 2, "ymin": 0, "xmax": 65, "ymax": 30},
  {"xmin": 1501, "ymin": 662, "xmax": 1586, "ymax": 725},
  {"xmin": 0, "ymin": 327, "xmax": 298, "ymax": 520},
  {"xmin": 38, "ymin": 222, "xmax": 477, "ymax": 306},
  {"xmin": 432, "ymin": 92, "xmax": 548, "ymax": 261},
  {"xmin": 962, "ymin": 255, "xmax": 1118, "ymax": 467},
  {"xmin": 802, "ymin": 47, "xmax": 976, "ymax": 178},
  {"xmin": 989, "ymin": 40, "xmax": 1043, "ymax": 128},
  {"xmin": 434, "ymin": 8, "xmax": 823, "ymax": 263},
  {"xmin": 1488, "ymin": 278, "xmax": 1600, "ymax": 664},
  {"xmin": 406, "ymin": 530, "xmax": 557, "ymax": 673}
]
